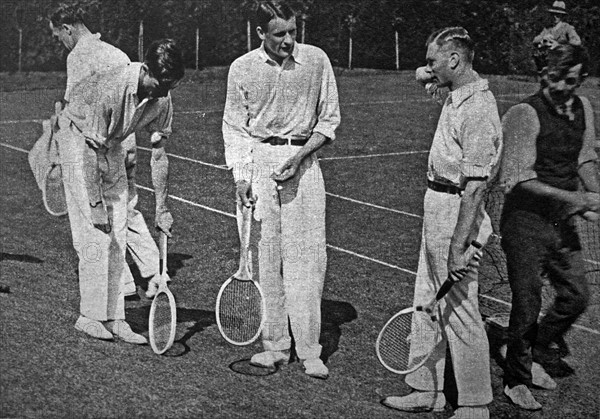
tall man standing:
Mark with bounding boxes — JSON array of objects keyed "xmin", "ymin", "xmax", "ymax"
[
  {"xmin": 222, "ymin": 0, "xmax": 340, "ymax": 379},
  {"xmin": 49, "ymin": 3, "xmax": 172, "ymax": 298},
  {"xmin": 383, "ymin": 27, "xmax": 502, "ymax": 419},
  {"xmin": 499, "ymin": 44, "xmax": 598, "ymax": 410}
]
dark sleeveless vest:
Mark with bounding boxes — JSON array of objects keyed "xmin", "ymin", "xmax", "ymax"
[{"xmin": 504, "ymin": 90, "xmax": 586, "ymax": 221}]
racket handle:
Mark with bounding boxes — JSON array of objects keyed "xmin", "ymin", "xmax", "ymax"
[
  {"xmin": 434, "ymin": 240, "xmax": 483, "ymax": 301},
  {"xmin": 159, "ymin": 231, "xmax": 167, "ymax": 276}
]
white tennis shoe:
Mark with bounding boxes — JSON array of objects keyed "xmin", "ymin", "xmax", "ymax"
[
  {"xmin": 383, "ymin": 391, "xmax": 446, "ymax": 412},
  {"xmin": 249, "ymin": 350, "xmax": 290, "ymax": 368},
  {"xmin": 74, "ymin": 315, "xmax": 113, "ymax": 340},
  {"xmin": 104, "ymin": 320, "xmax": 147, "ymax": 345}
]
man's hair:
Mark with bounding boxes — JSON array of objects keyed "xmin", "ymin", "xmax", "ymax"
[
  {"xmin": 547, "ymin": 44, "xmax": 590, "ymax": 78},
  {"xmin": 256, "ymin": 1, "xmax": 296, "ymax": 31},
  {"xmin": 50, "ymin": 3, "xmax": 86, "ymax": 27},
  {"xmin": 426, "ymin": 27, "xmax": 474, "ymax": 63},
  {"xmin": 144, "ymin": 39, "xmax": 185, "ymax": 83}
]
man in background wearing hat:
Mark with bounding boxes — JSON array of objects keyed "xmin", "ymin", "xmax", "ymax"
[{"xmin": 533, "ymin": 1, "xmax": 581, "ymax": 77}]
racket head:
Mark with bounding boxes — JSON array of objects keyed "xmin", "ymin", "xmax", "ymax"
[
  {"xmin": 376, "ymin": 307, "xmax": 441, "ymax": 375},
  {"xmin": 43, "ymin": 165, "xmax": 68, "ymax": 216},
  {"xmin": 215, "ymin": 277, "xmax": 266, "ymax": 346},
  {"xmin": 149, "ymin": 285, "xmax": 177, "ymax": 355}
]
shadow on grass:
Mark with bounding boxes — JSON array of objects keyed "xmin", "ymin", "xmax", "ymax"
[
  {"xmin": 128, "ymin": 252, "xmax": 193, "ymax": 290},
  {"xmin": 125, "ymin": 305, "xmax": 215, "ymax": 357},
  {"xmin": 0, "ymin": 252, "xmax": 43, "ymax": 263},
  {"xmin": 319, "ymin": 299, "xmax": 358, "ymax": 363}
]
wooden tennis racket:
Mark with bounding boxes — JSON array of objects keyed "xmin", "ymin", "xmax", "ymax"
[
  {"xmin": 376, "ymin": 241, "xmax": 483, "ymax": 374},
  {"xmin": 148, "ymin": 232, "xmax": 177, "ymax": 355},
  {"xmin": 216, "ymin": 203, "xmax": 266, "ymax": 346}
]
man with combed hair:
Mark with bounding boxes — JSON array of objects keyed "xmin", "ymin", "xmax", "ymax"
[
  {"xmin": 383, "ymin": 27, "xmax": 502, "ymax": 419},
  {"xmin": 49, "ymin": 3, "xmax": 172, "ymax": 299},
  {"xmin": 55, "ymin": 39, "xmax": 184, "ymax": 343},
  {"xmin": 222, "ymin": 0, "xmax": 340, "ymax": 379},
  {"xmin": 499, "ymin": 44, "xmax": 598, "ymax": 410}
]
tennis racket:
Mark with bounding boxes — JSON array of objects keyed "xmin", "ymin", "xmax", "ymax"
[
  {"xmin": 216, "ymin": 203, "xmax": 266, "ymax": 346},
  {"xmin": 148, "ymin": 232, "xmax": 177, "ymax": 355},
  {"xmin": 376, "ymin": 240, "xmax": 483, "ymax": 375}
]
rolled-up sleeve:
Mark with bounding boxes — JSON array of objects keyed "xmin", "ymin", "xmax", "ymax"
[
  {"xmin": 222, "ymin": 63, "xmax": 254, "ymax": 182},
  {"xmin": 147, "ymin": 96, "xmax": 173, "ymax": 144},
  {"xmin": 460, "ymin": 103, "xmax": 502, "ymax": 179},
  {"xmin": 499, "ymin": 104, "xmax": 540, "ymax": 192},
  {"xmin": 312, "ymin": 55, "xmax": 340, "ymax": 141}
]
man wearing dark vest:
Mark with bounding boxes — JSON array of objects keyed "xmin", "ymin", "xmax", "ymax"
[{"xmin": 499, "ymin": 44, "xmax": 599, "ymax": 410}]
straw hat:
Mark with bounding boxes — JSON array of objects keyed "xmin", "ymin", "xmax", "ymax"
[{"xmin": 548, "ymin": 1, "xmax": 567, "ymax": 14}]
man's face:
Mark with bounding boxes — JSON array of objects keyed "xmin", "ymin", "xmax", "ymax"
[
  {"xmin": 550, "ymin": 13, "xmax": 562, "ymax": 25},
  {"xmin": 546, "ymin": 63, "xmax": 583, "ymax": 105},
  {"xmin": 139, "ymin": 66, "xmax": 180, "ymax": 100},
  {"xmin": 49, "ymin": 22, "xmax": 76, "ymax": 51},
  {"xmin": 258, "ymin": 16, "xmax": 297, "ymax": 63},
  {"xmin": 425, "ymin": 42, "xmax": 453, "ymax": 88}
]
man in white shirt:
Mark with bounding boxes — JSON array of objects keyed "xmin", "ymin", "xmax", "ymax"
[
  {"xmin": 49, "ymin": 4, "xmax": 171, "ymax": 299},
  {"xmin": 382, "ymin": 27, "xmax": 502, "ymax": 419},
  {"xmin": 222, "ymin": 0, "xmax": 340, "ymax": 379},
  {"xmin": 55, "ymin": 39, "xmax": 184, "ymax": 343}
]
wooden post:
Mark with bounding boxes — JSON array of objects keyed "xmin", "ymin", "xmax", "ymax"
[
  {"xmin": 247, "ymin": 20, "xmax": 252, "ymax": 52},
  {"xmin": 138, "ymin": 20, "xmax": 144, "ymax": 61},
  {"xmin": 301, "ymin": 14, "xmax": 307, "ymax": 43},
  {"xmin": 18, "ymin": 28, "xmax": 23, "ymax": 73},
  {"xmin": 395, "ymin": 30, "xmax": 399, "ymax": 71},
  {"xmin": 348, "ymin": 35, "xmax": 352, "ymax": 70},
  {"xmin": 195, "ymin": 27, "xmax": 200, "ymax": 70}
]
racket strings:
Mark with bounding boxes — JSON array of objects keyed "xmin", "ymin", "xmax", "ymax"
[
  {"xmin": 378, "ymin": 312, "xmax": 434, "ymax": 373},
  {"xmin": 151, "ymin": 292, "xmax": 174, "ymax": 352},
  {"xmin": 218, "ymin": 279, "xmax": 263, "ymax": 343}
]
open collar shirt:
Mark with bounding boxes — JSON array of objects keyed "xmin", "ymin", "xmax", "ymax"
[
  {"xmin": 65, "ymin": 33, "xmax": 130, "ymax": 102},
  {"xmin": 222, "ymin": 42, "xmax": 340, "ymax": 177},
  {"xmin": 427, "ymin": 78, "xmax": 503, "ymax": 188},
  {"xmin": 62, "ymin": 62, "xmax": 173, "ymax": 149}
]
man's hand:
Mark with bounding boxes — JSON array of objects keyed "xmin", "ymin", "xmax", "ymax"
[
  {"xmin": 271, "ymin": 155, "xmax": 302, "ymax": 183},
  {"xmin": 155, "ymin": 210, "xmax": 173, "ymax": 237},
  {"xmin": 415, "ymin": 66, "xmax": 433, "ymax": 84},
  {"xmin": 565, "ymin": 191, "xmax": 600, "ymax": 217},
  {"xmin": 236, "ymin": 180, "xmax": 255, "ymax": 208},
  {"xmin": 448, "ymin": 243, "xmax": 483, "ymax": 282}
]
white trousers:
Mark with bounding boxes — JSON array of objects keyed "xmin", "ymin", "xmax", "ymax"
[
  {"xmin": 405, "ymin": 189, "xmax": 493, "ymax": 406},
  {"xmin": 57, "ymin": 118, "xmax": 128, "ymax": 321},
  {"xmin": 121, "ymin": 135, "xmax": 160, "ymax": 290},
  {"xmin": 246, "ymin": 143, "xmax": 327, "ymax": 360}
]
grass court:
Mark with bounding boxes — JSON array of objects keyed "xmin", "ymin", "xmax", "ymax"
[{"xmin": 1, "ymin": 68, "xmax": 599, "ymax": 418}]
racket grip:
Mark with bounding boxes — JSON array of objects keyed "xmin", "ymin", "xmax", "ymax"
[{"xmin": 435, "ymin": 240, "xmax": 483, "ymax": 300}]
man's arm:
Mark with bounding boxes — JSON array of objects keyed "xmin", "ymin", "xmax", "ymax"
[
  {"xmin": 147, "ymin": 97, "xmax": 174, "ymax": 235},
  {"xmin": 151, "ymin": 139, "xmax": 172, "ymax": 236},
  {"xmin": 222, "ymin": 63, "xmax": 255, "ymax": 206},
  {"xmin": 448, "ymin": 178, "xmax": 488, "ymax": 280},
  {"xmin": 578, "ymin": 97, "xmax": 599, "ymax": 194},
  {"xmin": 272, "ymin": 53, "xmax": 340, "ymax": 183},
  {"xmin": 566, "ymin": 24, "xmax": 582, "ymax": 46}
]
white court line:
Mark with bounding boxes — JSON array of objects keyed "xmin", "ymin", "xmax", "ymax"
[
  {"xmin": 320, "ymin": 150, "xmax": 429, "ymax": 161},
  {"xmin": 326, "ymin": 192, "xmax": 422, "ymax": 219},
  {"xmin": 135, "ymin": 147, "xmax": 424, "ymax": 218},
  {"xmin": 136, "ymin": 146, "xmax": 227, "ymax": 170},
  {"xmin": 0, "ymin": 118, "xmax": 43, "ymax": 124},
  {"xmin": 1, "ymin": 141, "xmax": 599, "ymax": 336}
]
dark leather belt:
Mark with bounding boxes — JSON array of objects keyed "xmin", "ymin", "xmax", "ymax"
[
  {"xmin": 263, "ymin": 137, "xmax": 308, "ymax": 146},
  {"xmin": 427, "ymin": 180, "xmax": 463, "ymax": 195}
]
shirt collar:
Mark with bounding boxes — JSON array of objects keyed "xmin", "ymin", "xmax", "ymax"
[
  {"xmin": 71, "ymin": 33, "xmax": 101, "ymax": 54},
  {"xmin": 447, "ymin": 77, "xmax": 489, "ymax": 108},
  {"xmin": 258, "ymin": 42, "xmax": 302, "ymax": 65}
]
